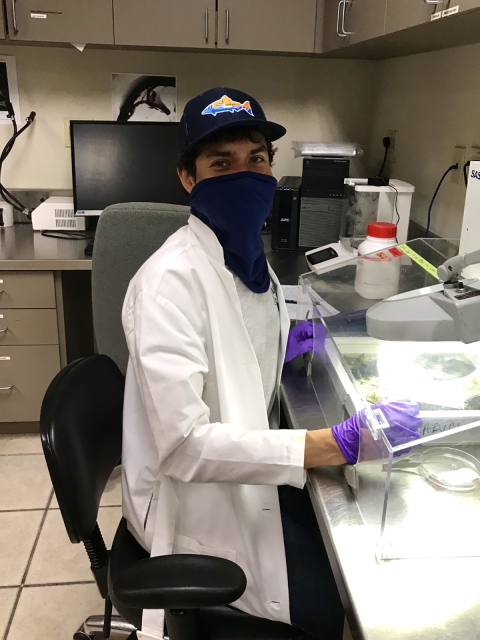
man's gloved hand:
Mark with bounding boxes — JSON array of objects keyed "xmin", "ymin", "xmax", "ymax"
[
  {"xmin": 331, "ymin": 400, "xmax": 423, "ymax": 465},
  {"xmin": 284, "ymin": 321, "xmax": 327, "ymax": 363}
]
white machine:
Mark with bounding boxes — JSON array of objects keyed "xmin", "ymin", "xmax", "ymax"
[
  {"xmin": 367, "ymin": 161, "xmax": 480, "ymax": 344},
  {"xmin": 31, "ymin": 196, "xmax": 87, "ymax": 231},
  {"xmin": 305, "ymin": 178, "xmax": 414, "ymax": 275}
]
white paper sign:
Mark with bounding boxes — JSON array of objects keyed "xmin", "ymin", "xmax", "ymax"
[
  {"xmin": 443, "ymin": 6, "xmax": 459, "ymax": 16},
  {"xmin": 0, "ymin": 356, "xmax": 10, "ymax": 360},
  {"xmin": 31, "ymin": 12, "xmax": 47, "ymax": 18},
  {"xmin": 0, "ymin": 315, "xmax": 3, "ymax": 319}
]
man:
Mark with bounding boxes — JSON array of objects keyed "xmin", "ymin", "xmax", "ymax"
[{"xmin": 122, "ymin": 87, "xmax": 422, "ymax": 640}]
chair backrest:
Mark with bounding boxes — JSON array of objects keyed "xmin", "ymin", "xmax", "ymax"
[
  {"xmin": 92, "ymin": 202, "xmax": 190, "ymax": 374},
  {"xmin": 40, "ymin": 354, "xmax": 124, "ymax": 543}
]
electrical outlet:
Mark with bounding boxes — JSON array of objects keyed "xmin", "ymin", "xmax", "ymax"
[
  {"xmin": 451, "ymin": 145, "xmax": 466, "ymax": 184},
  {"xmin": 386, "ymin": 129, "xmax": 398, "ymax": 163},
  {"xmin": 64, "ymin": 118, "xmax": 71, "ymax": 147},
  {"xmin": 468, "ymin": 145, "xmax": 480, "ymax": 162}
]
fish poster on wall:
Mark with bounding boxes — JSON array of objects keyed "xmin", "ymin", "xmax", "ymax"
[
  {"xmin": 0, "ymin": 55, "xmax": 21, "ymax": 124},
  {"xmin": 112, "ymin": 73, "xmax": 177, "ymax": 122}
]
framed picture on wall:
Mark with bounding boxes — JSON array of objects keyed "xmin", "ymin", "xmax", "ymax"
[
  {"xmin": 0, "ymin": 55, "xmax": 21, "ymax": 125},
  {"xmin": 112, "ymin": 73, "xmax": 177, "ymax": 123}
]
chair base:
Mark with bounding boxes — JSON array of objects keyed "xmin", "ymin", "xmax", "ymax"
[{"xmin": 74, "ymin": 614, "xmax": 136, "ymax": 639}]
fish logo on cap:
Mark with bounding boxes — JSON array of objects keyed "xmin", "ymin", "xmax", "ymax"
[{"xmin": 201, "ymin": 95, "xmax": 254, "ymax": 117}]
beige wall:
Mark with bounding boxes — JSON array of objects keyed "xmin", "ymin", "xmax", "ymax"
[
  {"xmin": 0, "ymin": 45, "xmax": 375, "ymax": 190},
  {"xmin": 369, "ymin": 42, "xmax": 480, "ymax": 240}
]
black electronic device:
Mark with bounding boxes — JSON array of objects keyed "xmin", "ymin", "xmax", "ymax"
[
  {"xmin": 70, "ymin": 121, "xmax": 188, "ymax": 215},
  {"xmin": 298, "ymin": 157, "xmax": 350, "ymax": 248},
  {"xmin": 271, "ymin": 176, "xmax": 302, "ymax": 251},
  {"xmin": 307, "ymin": 246, "xmax": 339, "ymax": 265}
]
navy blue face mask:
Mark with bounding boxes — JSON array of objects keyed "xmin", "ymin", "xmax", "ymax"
[{"xmin": 189, "ymin": 171, "xmax": 277, "ymax": 294}]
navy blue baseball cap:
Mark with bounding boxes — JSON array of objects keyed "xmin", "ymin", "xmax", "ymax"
[{"xmin": 179, "ymin": 87, "xmax": 287, "ymax": 151}]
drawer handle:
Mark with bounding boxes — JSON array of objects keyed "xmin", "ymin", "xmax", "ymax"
[
  {"xmin": 0, "ymin": 327, "xmax": 7, "ymax": 333},
  {"xmin": 0, "ymin": 385, "xmax": 13, "ymax": 391}
]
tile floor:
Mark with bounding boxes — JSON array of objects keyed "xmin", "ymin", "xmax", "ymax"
[
  {"xmin": 0, "ymin": 432, "xmax": 353, "ymax": 640},
  {"xmin": 0, "ymin": 433, "xmax": 122, "ymax": 640}
]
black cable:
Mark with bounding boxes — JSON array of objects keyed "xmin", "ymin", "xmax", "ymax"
[
  {"xmin": 463, "ymin": 161, "xmax": 471, "ymax": 187},
  {"xmin": 425, "ymin": 163, "xmax": 458, "ymax": 238},
  {"xmin": 41, "ymin": 230, "xmax": 92, "ymax": 240},
  {"xmin": 377, "ymin": 136, "xmax": 391, "ymax": 178},
  {"xmin": 0, "ymin": 106, "xmax": 36, "ymax": 215}
]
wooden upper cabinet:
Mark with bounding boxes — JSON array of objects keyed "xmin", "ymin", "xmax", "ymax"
[
  {"xmin": 322, "ymin": 0, "xmax": 350, "ymax": 51},
  {"xmin": 113, "ymin": 0, "xmax": 217, "ymax": 48},
  {"xmin": 342, "ymin": 0, "xmax": 387, "ymax": 44},
  {"xmin": 385, "ymin": 0, "xmax": 444, "ymax": 33},
  {"xmin": 217, "ymin": 0, "xmax": 317, "ymax": 53},
  {"xmin": 454, "ymin": 0, "xmax": 480, "ymax": 11},
  {"xmin": 5, "ymin": 0, "xmax": 113, "ymax": 43},
  {"xmin": 0, "ymin": 3, "xmax": 5, "ymax": 39}
]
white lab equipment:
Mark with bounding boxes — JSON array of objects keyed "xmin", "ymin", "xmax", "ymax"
[
  {"xmin": 459, "ymin": 160, "xmax": 480, "ymax": 278},
  {"xmin": 305, "ymin": 241, "xmax": 357, "ymax": 274},
  {"xmin": 291, "ymin": 141, "xmax": 364, "ymax": 158},
  {"xmin": 345, "ymin": 178, "xmax": 414, "ymax": 244},
  {"xmin": 31, "ymin": 196, "xmax": 87, "ymax": 231},
  {"xmin": 355, "ymin": 222, "xmax": 401, "ymax": 300},
  {"xmin": 366, "ymin": 162, "xmax": 480, "ymax": 345}
]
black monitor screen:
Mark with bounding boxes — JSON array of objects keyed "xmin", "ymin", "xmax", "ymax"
[{"xmin": 71, "ymin": 121, "xmax": 188, "ymax": 213}]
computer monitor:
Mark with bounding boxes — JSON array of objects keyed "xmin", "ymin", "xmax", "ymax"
[{"xmin": 70, "ymin": 121, "xmax": 188, "ymax": 215}]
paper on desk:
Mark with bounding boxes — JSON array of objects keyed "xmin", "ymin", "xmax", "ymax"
[{"xmin": 281, "ymin": 285, "xmax": 299, "ymax": 320}]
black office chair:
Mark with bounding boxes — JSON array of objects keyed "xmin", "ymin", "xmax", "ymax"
[{"xmin": 40, "ymin": 354, "xmax": 304, "ymax": 640}]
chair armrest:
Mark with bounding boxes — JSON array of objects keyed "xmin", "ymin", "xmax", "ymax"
[{"xmin": 112, "ymin": 554, "xmax": 247, "ymax": 610}]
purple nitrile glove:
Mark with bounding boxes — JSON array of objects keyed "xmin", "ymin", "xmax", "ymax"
[
  {"xmin": 284, "ymin": 320, "xmax": 327, "ymax": 363},
  {"xmin": 331, "ymin": 400, "xmax": 423, "ymax": 465}
]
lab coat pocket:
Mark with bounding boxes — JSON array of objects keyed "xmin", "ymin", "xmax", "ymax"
[{"xmin": 173, "ymin": 534, "xmax": 237, "ymax": 564}]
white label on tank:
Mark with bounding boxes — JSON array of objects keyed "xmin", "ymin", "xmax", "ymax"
[
  {"xmin": 0, "ymin": 315, "xmax": 3, "ymax": 319},
  {"xmin": 31, "ymin": 12, "xmax": 47, "ymax": 18},
  {"xmin": 0, "ymin": 356, "xmax": 10, "ymax": 360},
  {"xmin": 0, "ymin": 279, "xmax": 3, "ymax": 284},
  {"xmin": 431, "ymin": 11, "xmax": 442, "ymax": 20},
  {"xmin": 442, "ymin": 6, "xmax": 459, "ymax": 16}
]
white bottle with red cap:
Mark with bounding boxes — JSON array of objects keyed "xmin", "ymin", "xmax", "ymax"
[{"xmin": 354, "ymin": 222, "xmax": 401, "ymax": 300}]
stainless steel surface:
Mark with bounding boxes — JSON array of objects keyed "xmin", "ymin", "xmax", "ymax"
[
  {"xmin": 12, "ymin": 0, "xmax": 18, "ymax": 34},
  {"xmin": 281, "ymin": 360, "xmax": 480, "ymax": 640},
  {"xmin": 0, "ymin": 224, "xmax": 92, "ymax": 270},
  {"xmin": 205, "ymin": 7, "xmax": 209, "ymax": 42},
  {"xmin": 225, "ymin": 8, "xmax": 230, "ymax": 42},
  {"xmin": 82, "ymin": 614, "xmax": 136, "ymax": 637}
]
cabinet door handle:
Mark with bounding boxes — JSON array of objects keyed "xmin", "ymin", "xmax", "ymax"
[
  {"xmin": 340, "ymin": 0, "xmax": 354, "ymax": 36},
  {"xmin": 205, "ymin": 7, "xmax": 209, "ymax": 42},
  {"xmin": 424, "ymin": 0, "xmax": 439, "ymax": 4},
  {"xmin": 12, "ymin": 0, "xmax": 18, "ymax": 35},
  {"xmin": 336, "ymin": 0, "xmax": 343, "ymax": 36},
  {"xmin": 225, "ymin": 9, "xmax": 230, "ymax": 43},
  {"xmin": 0, "ymin": 327, "xmax": 7, "ymax": 333},
  {"xmin": 0, "ymin": 385, "xmax": 13, "ymax": 391}
]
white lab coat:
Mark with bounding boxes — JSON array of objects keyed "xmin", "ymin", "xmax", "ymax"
[{"xmin": 121, "ymin": 215, "xmax": 307, "ymax": 640}]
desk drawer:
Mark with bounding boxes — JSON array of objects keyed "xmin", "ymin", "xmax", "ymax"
[
  {"xmin": 0, "ymin": 272, "xmax": 55, "ymax": 309},
  {"xmin": 0, "ymin": 309, "xmax": 59, "ymax": 345},
  {"xmin": 0, "ymin": 346, "xmax": 60, "ymax": 422}
]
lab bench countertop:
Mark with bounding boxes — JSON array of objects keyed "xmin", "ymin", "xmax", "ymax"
[
  {"xmin": 281, "ymin": 362, "xmax": 480, "ymax": 640},
  {"xmin": 0, "ymin": 224, "xmax": 92, "ymax": 271}
]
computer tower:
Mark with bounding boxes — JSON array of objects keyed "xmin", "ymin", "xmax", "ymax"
[
  {"xmin": 271, "ymin": 176, "xmax": 302, "ymax": 251},
  {"xmin": 298, "ymin": 157, "xmax": 350, "ymax": 248}
]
